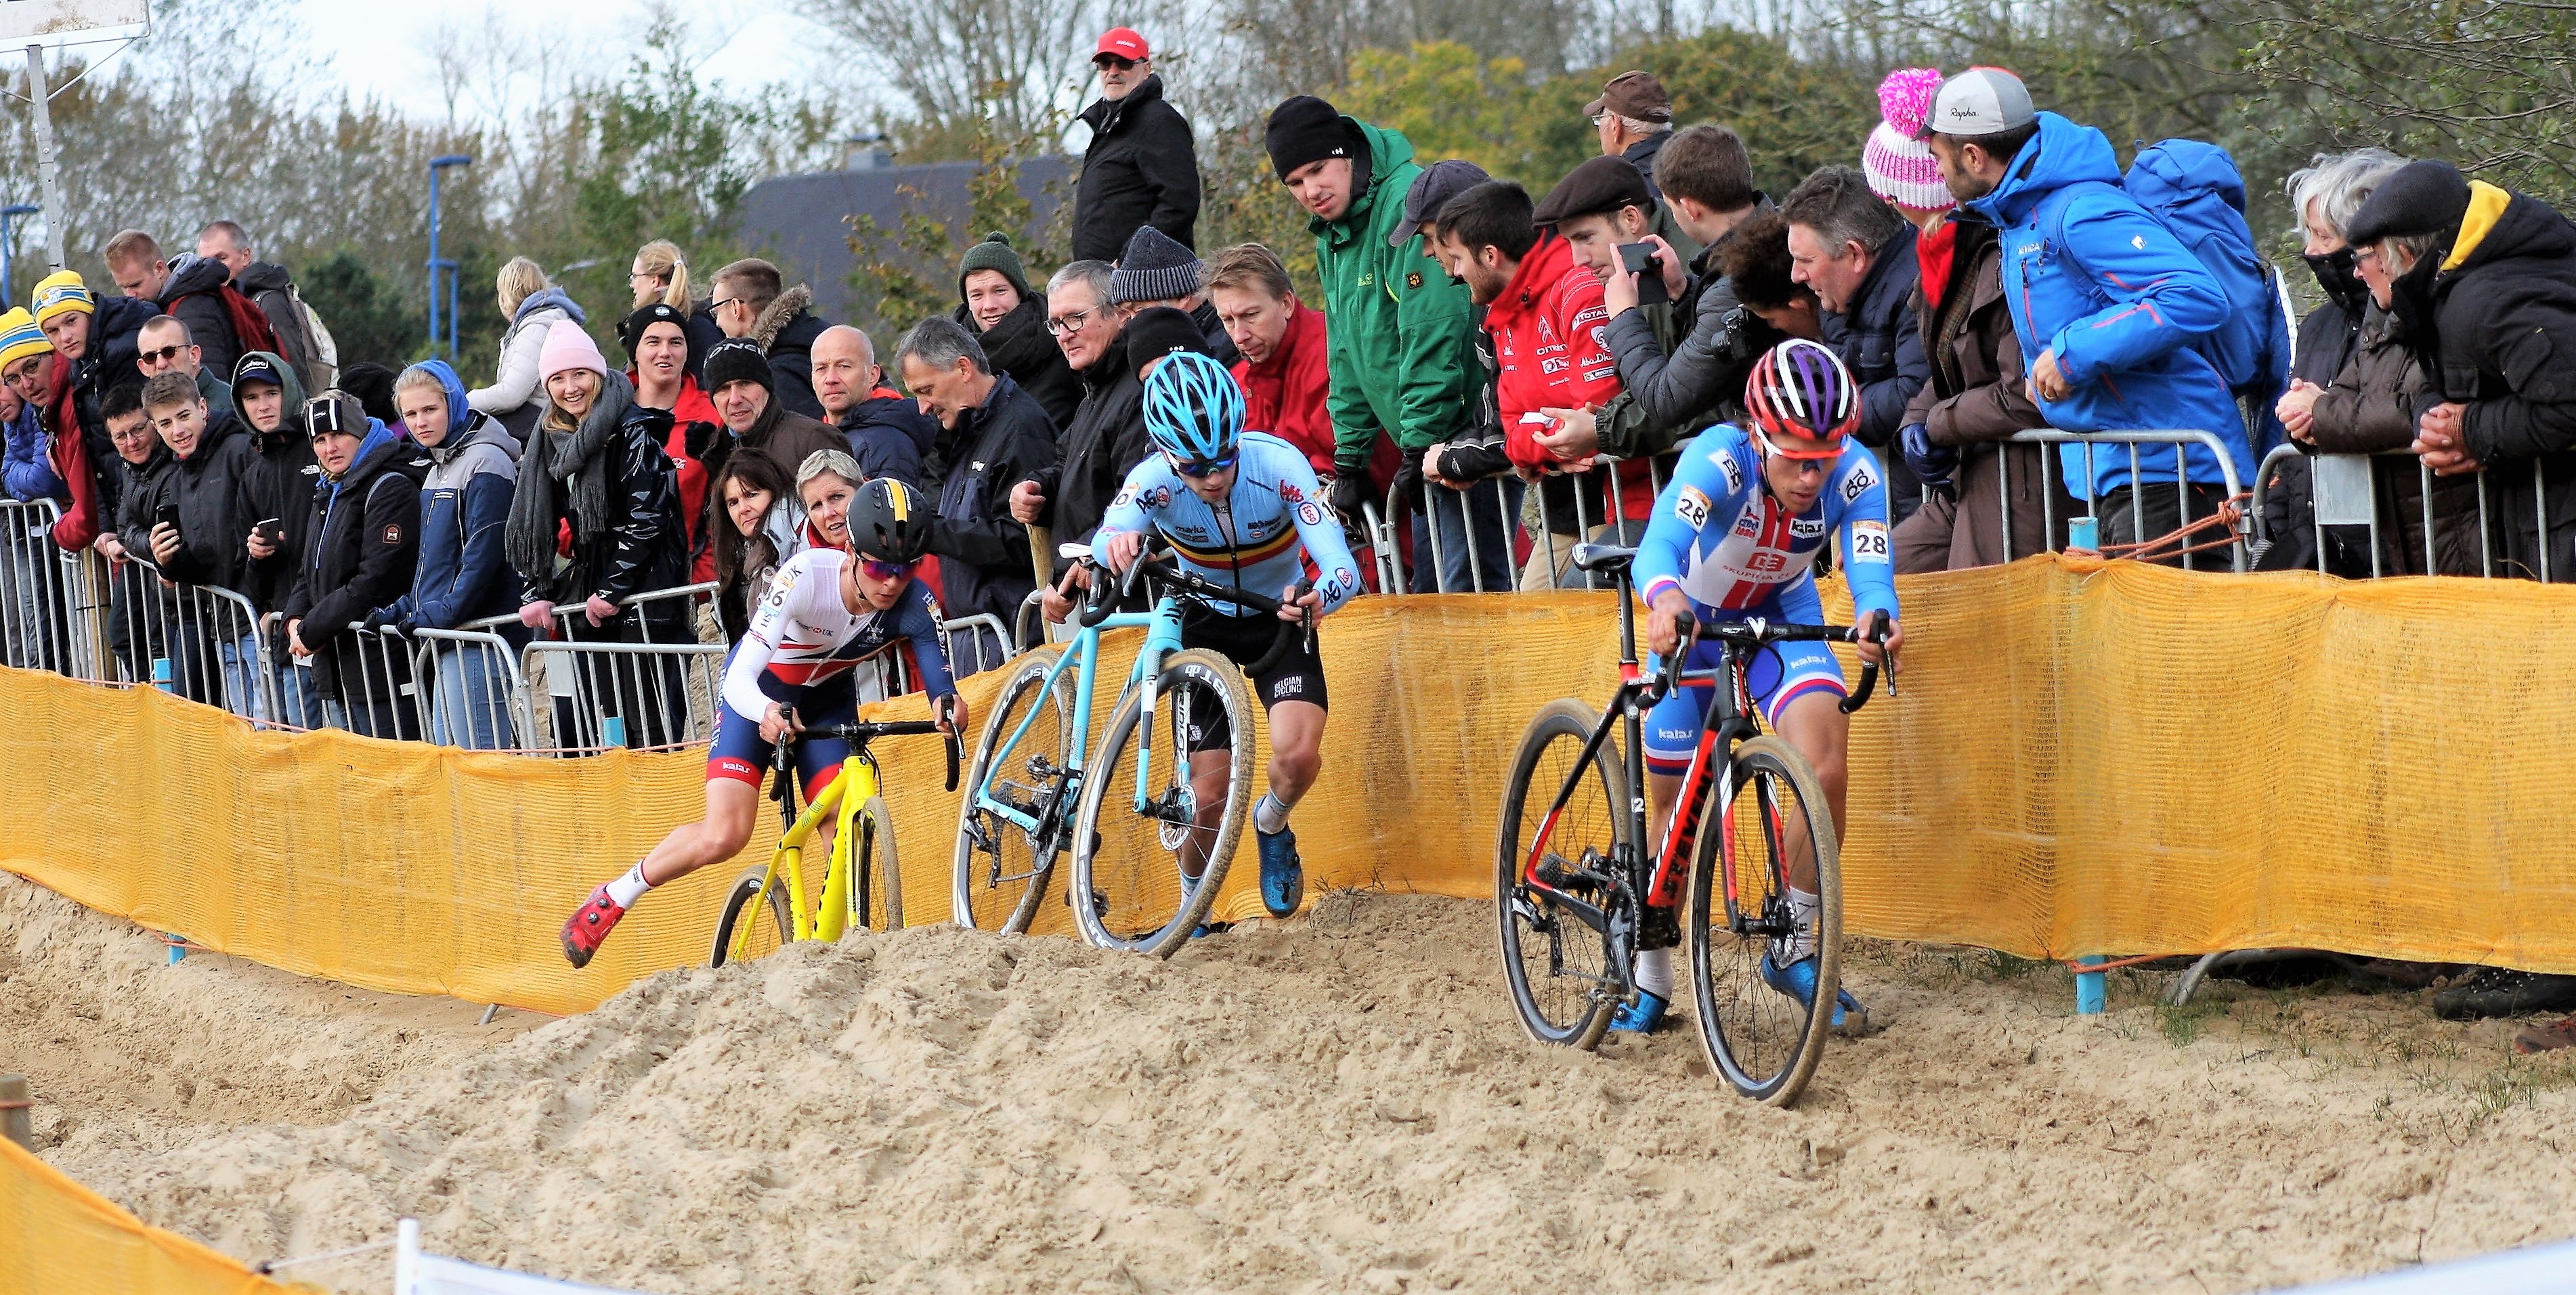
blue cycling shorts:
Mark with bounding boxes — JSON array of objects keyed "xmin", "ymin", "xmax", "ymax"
[
  {"xmin": 1641, "ymin": 636, "xmax": 1845, "ymax": 776},
  {"xmin": 707, "ymin": 650, "xmax": 859, "ymax": 797}
]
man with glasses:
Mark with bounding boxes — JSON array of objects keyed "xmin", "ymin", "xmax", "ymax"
[
  {"xmin": 895, "ymin": 315, "xmax": 1057, "ymax": 665},
  {"xmin": 134, "ymin": 315, "xmax": 235, "ymax": 418},
  {"xmin": 1071, "ymin": 26, "xmax": 1200, "ymax": 264},
  {"xmin": 1012, "ymin": 260, "xmax": 1144, "ymax": 611}
]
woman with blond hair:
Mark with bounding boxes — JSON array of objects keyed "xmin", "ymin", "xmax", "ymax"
[
  {"xmin": 468, "ymin": 255, "xmax": 587, "ymax": 433},
  {"xmin": 628, "ymin": 239, "xmax": 726, "ymax": 383}
]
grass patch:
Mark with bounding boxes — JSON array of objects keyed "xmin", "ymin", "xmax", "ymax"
[{"xmin": 2156, "ymin": 997, "xmax": 2227, "ymax": 1049}]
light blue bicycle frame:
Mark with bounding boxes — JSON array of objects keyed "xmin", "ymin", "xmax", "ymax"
[{"xmin": 970, "ymin": 590, "xmax": 1195, "ymax": 843}]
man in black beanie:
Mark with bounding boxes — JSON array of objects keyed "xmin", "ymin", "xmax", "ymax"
[
  {"xmin": 1264, "ymin": 94, "xmax": 1487, "ymax": 592},
  {"xmin": 1109, "ymin": 225, "xmax": 1237, "ymax": 366},
  {"xmin": 699, "ymin": 336, "xmax": 843, "ymax": 529}
]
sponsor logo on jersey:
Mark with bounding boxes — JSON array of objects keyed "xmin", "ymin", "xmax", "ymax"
[
  {"xmin": 379, "ymin": 524, "xmax": 402, "ymax": 546},
  {"xmin": 1295, "ymin": 500, "xmax": 1323, "ymax": 526},
  {"xmin": 1841, "ymin": 458, "xmax": 1879, "ymax": 504},
  {"xmin": 1141, "ymin": 486, "xmax": 1172, "ymax": 510},
  {"xmin": 1279, "ymin": 481, "xmax": 1306, "ymax": 502},
  {"xmin": 1747, "ymin": 549, "xmax": 1786, "ymax": 573},
  {"xmin": 1849, "ymin": 519, "xmax": 1891, "ymax": 563},
  {"xmin": 1581, "ymin": 364, "xmax": 1617, "ymax": 382},
  {"xmin": 1541, "ymin": 357, "xmax": 1568, "ymax": 375},
  {"xmin": 1273, "ymin": 675, "xmax": 1304, "ymax": 697},
  {"xmin": 1734, "ymin": 508, "xmax": 1762, "ymax": 537},
  {"xmin": 1790, "ymin": 514, "xmax": 1826, "ymax": 538},
  {"xmin": 1406, "ymin": 271, "xmax": 1423, "ymax": 289},
  {"xmin": 1673, "ymin": 484, "xmax": 1711, "ymax": 529},
  {"xmin": 1111, "ymin": 486, "xmax": 1134, "ymax": 508},
  {"xmin": 1716, "ymin": 450, "xmax": 1743, "ymax": 494}
]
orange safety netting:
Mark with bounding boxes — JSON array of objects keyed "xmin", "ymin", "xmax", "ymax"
[
  {"xmin": 5, "ymin": 554, "xmax": 2576, "ymax": 1021},
  {"xmin": 0, "ymin": 1136, "xmax": 292, "ymax": 1294}
]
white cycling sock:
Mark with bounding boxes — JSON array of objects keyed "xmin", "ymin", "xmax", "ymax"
[
  {"xmin": 1635, "ymin": 946, "xmax": 1674, "ymax": 1000},
  {"xmin": 1253, "ymin": 791, "xmax": 1292, "ymax": 835},
  {"xmin": 605, "ymin": 863, "xmax": 653, "ymax": 908},
  {"xmin": 1783, "ymin": 887, "xmax": 1822, "ymax": 963}
]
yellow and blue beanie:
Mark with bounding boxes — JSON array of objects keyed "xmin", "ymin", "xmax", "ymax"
[
  {"xmin": 30, "ymin": 270, "xmax": 93, "ymax": 328},
  {"xmin": 0, "ymin": 308, "xmax": 53, "ymax": 371}
]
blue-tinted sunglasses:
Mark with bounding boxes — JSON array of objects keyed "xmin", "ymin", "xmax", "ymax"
[{"xmin": 1166, "ymin": 449, "xmax": 1239, "ymax": 479}]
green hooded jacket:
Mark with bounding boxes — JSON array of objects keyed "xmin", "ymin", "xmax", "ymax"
[{"xmin": 1314, "ymin": 119, "xmax": 1476, "ymax": 462}]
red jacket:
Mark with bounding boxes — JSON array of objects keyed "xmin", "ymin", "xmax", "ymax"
[
  {"xmin": 637, "ymin": 372, "xmax": 721, "ymax": 584},
  {"xmin": 43, "ymin": 368, "xmax": 100, "ymax": 552},
  {"xmin": 1233, "ymin": 297, "xmax": 1399, "ymax": 492},
  {"xmin": 1483, "ymin": 233, "xmax": 1651, "ymax": 519}
]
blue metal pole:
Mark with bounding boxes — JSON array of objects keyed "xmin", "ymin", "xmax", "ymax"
[{"xmin": 427, "ymin": 155, "xmax": 473, "ymax": 362}]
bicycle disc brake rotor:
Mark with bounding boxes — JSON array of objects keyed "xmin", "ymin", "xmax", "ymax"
[{"xmin": 1154, "ymin": 784, "xmax": 1199, "ymax": 852}]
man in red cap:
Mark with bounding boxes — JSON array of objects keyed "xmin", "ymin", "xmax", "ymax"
[{"xmin": 1073, "ymin": 26, "xmax": 1201, "ymax": 264}]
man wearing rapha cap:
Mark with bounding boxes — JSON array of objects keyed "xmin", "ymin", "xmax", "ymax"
[
  {"xmin": 1919, "ymin": 66, "xmax": 2246, "ymax": 567},
  {"xmin": 1072, "ymin": 26, "xmax": 1201, "ymax": 263}
]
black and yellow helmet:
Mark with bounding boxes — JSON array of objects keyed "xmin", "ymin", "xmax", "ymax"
[{"xmin": 847, "ymin": 477, "xmax": 932, "ymax": 564}]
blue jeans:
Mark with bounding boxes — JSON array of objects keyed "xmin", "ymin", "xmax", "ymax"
[
  {"xmin": 427, "ymin": 641, "xmax": 516, "ymax": 749},
  {"xmin": 274, "ymin": 657, "xmax": 325, "ymax": 729},
  {"xmin": 1410, "ymin": 477, "xmax": 1522, "ymax": 593},
  {"xmin": 217, "ymin": 632, "xmax": 270, "ymax": 724}
]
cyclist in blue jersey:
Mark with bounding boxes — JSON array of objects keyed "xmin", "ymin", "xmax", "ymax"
[
  {"xmin": 562, "ymin": 470, "xmax": 964, "ymax": 967},
  {"xmin": 1093, "ymin": 350, "xmax": 1365, "ymax": 919},
  {"xmin": 1625, "ymin": 338, "xmax": 1904, "ymax": 1032}
]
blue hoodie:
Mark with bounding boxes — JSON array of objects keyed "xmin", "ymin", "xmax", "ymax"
[
  {"xmin": 1964, "ymin": 112, "xmax": 2250, "ymax": 499},
  {"xmin": 383, "ymin": 359, "xmax": 525, "ymax": 631},
  {"xmin": 0, "ymin": 395, "xmax": 62, "ymax": 502}
]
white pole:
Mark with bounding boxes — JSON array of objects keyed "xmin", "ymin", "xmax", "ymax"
[
  {"xmin": 22, "ymin": 45, "xmax": 64, "ymax": 272},
  {"xmin": 395, "ymin": 1218, "xmax": 420, "ymax": 1295}
]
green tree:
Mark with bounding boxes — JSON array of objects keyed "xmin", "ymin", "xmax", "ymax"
[
  {"xmin": 844, "ymin": 119, "xmax": 1072, "ymax": 343},
  {"xmin": 297, "ymin": 250, "xmax": 421, "ymax": 374}
]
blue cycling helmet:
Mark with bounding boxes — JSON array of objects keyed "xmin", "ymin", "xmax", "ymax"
[{"xmin": 1140, "ymin": 349, "xmax": 1245, "ymax": 464}]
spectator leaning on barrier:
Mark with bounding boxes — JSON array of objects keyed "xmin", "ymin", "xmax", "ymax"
[
  {"xmin": 196, "ymin": 220, "xmax": 330, "ymax": 390},
  {"xmin": 1071, "ymin": 26, "xmax": 1201, "ymax": 265},
  {"xmin": 898, "ymin": 315, "xmax": 1055, "ymax": 665},
  {"xmin": 0, "ymin": 311, "xmax": 64, "ymax": 671},
  {"xmin": 2266, "ymin": 151, "xmax": 2477, "ymax": 577},
  {"xmin": 230, "ymin": 352, "xmax": 320, "ymax": 727},
  {"xmin": 1719, "ymin": 211, "xmax": 1822, "ymax": 343},
  {"xmin": 622, "ymin": 302, "xmax": 721, "ymax": 584},
  {"xmin": 628, "ymin": 239, "xmax": 725, "ymax": 384},
  {"xmin": 139, "ymin": 370, "xmax": 263, "ymax": 717},
  {"xmin": 1586, "ymin": 70, "xmax": 1698, "ymax": 267},
  {"xmin": 1390, "ymin": 160, "xmax": 1507, "ymax": 565},
  {"xmin": 1782, "ymin": 165, "xmax": 1927, "ymax": 523},
  {"xmin": 104, "ymin": 230, "xmax": 256, "ymax": 383},
  {"xmin": 95, "ymin": 383, "xmax": 165, "ymax": 680},
  {"xmin": 1269, "ymin": 95, "xmax": 1484, "ymax": 592},
  {"xmin": 28, "ymin": 270, "xmax": 151, "ymax": 552},
  {"xmin": 812, "ymin": 324, "xmax": 932, "ymax": 491},
  {"xmin": 1111, "ymin": 225, "xmax": 1238, "ymax": 366},
  {"xmin": 1870, "ymin": 68, "xmax": 2063, "ymax": 573},
  {"xmin": 368, "ymin": 360, "xmax": 525, "ymax": 749},
  {"xmin": 1014, "ymin": 260, "xmax": 1140, "ymax": 596},
  {"xmin": 709, "ymin": 449, "xmax": 804, "ymax": 643},
  {"xmin": 1587, "ymin": 124, "xmax": 1774, "ymax": 460},
  {"xmin": 469, "ymin": 257, "xmax": 583, "ymax": 435},
  {"xmin": 1927, "ymin": 68, "xmax": 2246, "ymax": 567},
  {"xmin": 283, "ymin": 391, "xmax": 429, "ymax": 739},
  {"xmin": 700, "ymin": 336, "xmax": 845, "ymax": 541},
  {"xmin": 953, "ymin": 233, "xmax": 1081, "ymax": 433},
  {"xmin": 2350, "ymin": 158, "xmax": 2576, "ymax": 584},
  {"xmin": 135, "ymin": 315, "xmax": 234, "ymax": 418},
  {"xmin": 709, "ymin": 258, "xmax": 830, "ymax": 420}
]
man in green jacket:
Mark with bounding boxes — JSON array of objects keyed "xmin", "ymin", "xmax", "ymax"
[{"xmin": 1266, "ymin": 95, "xmax": 1507, "ymax": 592}]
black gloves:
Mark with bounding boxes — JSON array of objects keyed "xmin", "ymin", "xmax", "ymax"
[{"xmin": 1329, "ymin": 464, "xmax": 1374, "ymax": 522}]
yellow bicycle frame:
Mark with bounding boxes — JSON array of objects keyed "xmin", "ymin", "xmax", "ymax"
[{"xmin": 733, "ymin": 751, "xmax": 887, "ymax": 958}]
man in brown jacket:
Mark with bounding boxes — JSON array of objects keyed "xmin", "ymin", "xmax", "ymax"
[
  {"xmin": 700, "ymin": 337, "xmax": 845, "ymax": 537},
  {"xmin": 1891, "ymin": 213, "xmax": 2071, "ymax": 571}
]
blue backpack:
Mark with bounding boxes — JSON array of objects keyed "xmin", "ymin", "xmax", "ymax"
[{"xmin": 2120, "ymin": 139, "xmax": 2293, "ymax": 452}]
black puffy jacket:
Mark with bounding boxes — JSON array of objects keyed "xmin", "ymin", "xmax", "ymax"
[
  {"xmin": 154, "ymin": 255, "xmax": 246, "ymax": 384},
  {"xmin": 960, "ymin": 297, "xmax": 1081, "ymax": 433},
  {"xmin": 932, "ymin": 376, "xmax": 1058, "ymax": 625},
  {"xmin": 1032, "ymin": 332, "xmax": 1149, "ymax": 580},
  {"xmin": 1071, "ymin": 76, "xmax": 1200, "ymax": 264},
  {"xmin": 151, "ymin": 411, "xmax": 259, "ymax": 594},
  {"xmin": 519, "ymin": 408, "xmax": 691, "ymax": 630},
  {"xmin": 284, "ymin": 433, "xmax": 429, "ymax": 699},
  {"xmin": 1818, "ymin": 221, "xmax": 1929, "ymax": 518}
]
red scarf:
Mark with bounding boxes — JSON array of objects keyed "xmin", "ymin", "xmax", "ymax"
[{"xmin": 1916, "ymin": 220, "xmax": 1959, "ymax": 313}]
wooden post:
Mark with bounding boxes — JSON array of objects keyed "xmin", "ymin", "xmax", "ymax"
[{"xmin": 0, "ymin": 1074, "xmax": 32, "ymax": 1149}]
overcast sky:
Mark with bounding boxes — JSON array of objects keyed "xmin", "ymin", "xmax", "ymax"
[{"xmin": 293, "ymin": 0, "xmax": 817, "ymax": 120}]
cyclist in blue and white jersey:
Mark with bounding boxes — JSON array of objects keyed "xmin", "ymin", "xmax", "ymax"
[
  {"xmin": 1092, "ymin": 350, "xmax": 1365, "ymax": 920},
  {"xmin": 1625, "ymin": 338, "xmax": 1905, "ymax": 1032}
]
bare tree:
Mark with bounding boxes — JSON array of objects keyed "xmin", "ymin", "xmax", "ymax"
[{"xmin": 811, "ymin": 0, "xmax": 1101, "ymax": 153}]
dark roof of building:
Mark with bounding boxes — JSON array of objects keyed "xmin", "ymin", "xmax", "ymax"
[{"xmin": 731, "ymin": 155, "xmax": 1075, "ymax": 325}]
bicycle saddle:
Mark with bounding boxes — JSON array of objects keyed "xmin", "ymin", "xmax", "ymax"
[{"xmin": 1569, "ymin": 543, "xmax": 1636, "ymax": 574}]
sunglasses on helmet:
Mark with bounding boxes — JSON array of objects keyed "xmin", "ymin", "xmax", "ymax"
[
  {"xmin": 858, "ymin": 557, "xmax": 914, "ymax": 581},
  {"xmin": 1165, "ymin": 449, "xmax": 1239, "ymax": 479}
]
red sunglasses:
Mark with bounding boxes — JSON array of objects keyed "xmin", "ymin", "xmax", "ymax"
[{"xmin": 859, "ymin": 558, "xmax": 914, "ymax": 581}]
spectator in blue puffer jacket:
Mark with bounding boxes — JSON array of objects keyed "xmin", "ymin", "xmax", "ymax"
[
  {"xmin": 366, "ymin": 359, "xmax": 527, "ymax": 749},
  {"xmin": 1925, "ymin": 68, "xmax": 2247, "ymax": 568}
]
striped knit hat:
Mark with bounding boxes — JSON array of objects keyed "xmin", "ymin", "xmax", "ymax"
[
  {"xmin": 1862, "ymin": 68, "xmax": 1954, "ymax": 214},
  {"xmin": 0, "ymin": 307, "xmax": 52, "ymax": 370},
  {"xmin": 30, "ymin": 269, "xmax": 93, "ymax": 326}
]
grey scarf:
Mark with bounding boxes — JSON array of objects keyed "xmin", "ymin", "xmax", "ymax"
[{"xmin": 505, "ymin": 370, "xmax": 635, "ymax": 590}]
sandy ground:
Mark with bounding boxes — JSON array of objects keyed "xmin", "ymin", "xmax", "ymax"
[{"xmin": 9, "ymin": 871, "xmax": 2576, "ymax": 1294}]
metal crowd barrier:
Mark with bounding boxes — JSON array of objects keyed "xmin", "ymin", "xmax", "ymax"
[
  {"xmin": 1375, "ymin": 453, "xmax": 1670, "ymax": 594},
  {"xmin": 116, "ymin": 555, "xmax": 278, "ymax": 720},
  {"xmin": 2251, "ymin": 443, "xmax": 2558, "ymax": 581},
  {"xmin": 0, "ymin": 498, "xmax": 89, "ymax": 676},
  {"xmin": 1994, "ymin": 429, "xmax": 2252, "ymax": 573},
  {"xmin": 408, "ymin": 621, "xmax": 527, "ymax": 750}
]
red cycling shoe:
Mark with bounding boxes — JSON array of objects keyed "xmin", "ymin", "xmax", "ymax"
[{"xmin": 561, "ymin": 884, "xmax": 628, "ymax": 969}]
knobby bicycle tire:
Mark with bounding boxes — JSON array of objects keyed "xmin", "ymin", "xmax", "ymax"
[
  {"xmin": 1069, "ymin": 649, "xmax": 1254, "ymax": 958},
  {"xmin": 1494, "ymin": 697, "xmax": 1625, "ymax": 1050},
  {"xmin": 857, "ymin": 795, "xmax": 902, "ymax": 932},
  {"xmin": 711, "ymin": 864, "xmax": 793, "ymax": 968},
  {"xmin": 952, "ymin": 650, "xmax": 1074, "ymax": 934},
  {"xmin": 1686, "ymin": 734, "xmax": 1841, "ymax": 1106}
]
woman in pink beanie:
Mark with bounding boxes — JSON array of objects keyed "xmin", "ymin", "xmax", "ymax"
[
  {"xmin": 537, "ymin": 317, "xmax": 609, "ymax": 383},
  {"xmin": 1864, "ymin": 67, "xmax": 1955, "ymax": 221}
]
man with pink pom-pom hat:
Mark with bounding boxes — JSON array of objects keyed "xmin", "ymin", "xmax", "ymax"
[{"xmin": 1866, "ymin": 67, "xmax": 2069, "ymax": 572}]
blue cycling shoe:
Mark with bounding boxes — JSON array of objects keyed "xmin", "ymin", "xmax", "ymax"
[
  {"xmin": 1256, "ymin": 826, "xmax": 1304, "ymax": 918},
  {"xmin": 1760, "ymin": 952, "xmax": 1869, "ymax": 1034},
  {"xmin": 1609, "ymin": 990, "xmax": 1669, "ymax": 1034}
]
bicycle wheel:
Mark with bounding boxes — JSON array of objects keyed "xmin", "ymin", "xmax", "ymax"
[
  {"xmin": 1686, "ymin": 734, "xmax": 1841, "ymax": 1106},
  {"xmin": 850, "ymin": 795, "xmax": 903, "ymax": 932},
  {"xmin": 1069, "ymin": 649, "xmax": 1254, "ymax": 958},
  {"xmin": 711, "ymin": 864, "xmax": 792, "ymax": 968},
  {"xmin": 953, "ymin": 650, "xmax": 1075, "ymax": 934},
  {"xmin": 1494, "ymin": 698, "xmax": 1626, "ymax": 1049}
]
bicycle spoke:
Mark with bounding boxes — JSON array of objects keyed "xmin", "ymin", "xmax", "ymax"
[
  {"xmin": 1688, "ymin": 738, "xmax": 1839, "ymax": 1105},
  {"xmin": 1497, "ymin": 700, "xmax": 1626, "ymax": 1049}
]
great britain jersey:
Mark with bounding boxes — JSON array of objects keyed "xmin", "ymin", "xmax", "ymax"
[
  {"xmin": 1094, "ymin": 431, "xmax": 1365, "ymax": 618},
  {"xmin": 1633, "ymin": 427, "xmax": 1899, "ymax": 628},
  {"xmin": 720, "ymin": 548, "xmax": 956, "ymax": 723}
]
